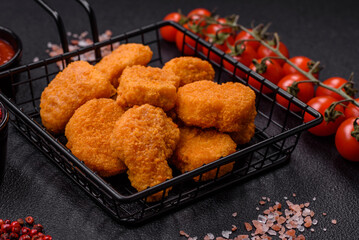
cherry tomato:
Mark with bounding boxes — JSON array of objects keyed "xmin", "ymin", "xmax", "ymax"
[
  {"xmin": 335, "ymin": 117, "xmax": 359, "ymax": 162},
  {"xmin": 223, "ymin": 44, "xmax": 257, "ymax": 78},
  {"xmin": 316, "ymin": 77, "xmax": 353, "ymax": 102},
  {"xmin": 235, "ymin": 29, "xmax": 261, "ymax": 51},
  {"xmin": 282, "ymin": 56, "xmax": 320, "ymax": 79},
  {"xmin": 202, "ymin": 34, "xmax": 234, "ymax": 63},
  {"xmin": 160, "ymin": 12, "xmax": 182, "ymax": 42},
  {"xmin": 345, "ymin": 98, "xmax": 359, "ymax": 118},
  {"xmin": 187, "ymin": 8, "xmax": 211, "ymax": 27},
  {"xmin": 304, "ymin": 96, "xmax": 345, "ymax": 136},
  {"xmin": 248, "ymin": 58, "xmax": 284, "ymax": 94},
  {"xmin": 276, "ymin": 74, "xmax": 315, "ymax": 112},
  {"xmin": 176, "ymin": 24, "xmax": 201, "ymax": 56},
  {"xmin": 205, "ymin": 23, "xmax": 232, "ymax": 36},
  {"xmin": 257, "ymin": 41, "xmax": 289, "ymax": 66}
]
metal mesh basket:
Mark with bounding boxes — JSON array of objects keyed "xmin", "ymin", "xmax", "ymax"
[{"xmin": 0, "ymin": 18, "xmax": 322, "ymax": 223}]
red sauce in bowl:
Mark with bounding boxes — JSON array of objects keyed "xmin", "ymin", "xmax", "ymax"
[{"xmin": 0, "ymin": 39, "xmax": 15, "ymax": 66}]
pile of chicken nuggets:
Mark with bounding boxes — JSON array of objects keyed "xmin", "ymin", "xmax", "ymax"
[{"xmin": 40, "ymin": 43, "xmax": 257, "ymax": 201}]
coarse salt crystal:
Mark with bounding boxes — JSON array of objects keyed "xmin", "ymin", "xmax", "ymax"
[
  {"xmin": 323, "ymin": 228, "xmax": 327, "ymax": 231},
  {"xmin": 206, "ymin": 233, "xmax": 215, "ymax": 240},
  {"xmin": 33, "ymin": 57, "xmax": 39, "ymax": 62},
  {"xmin": 312, "ymin": 219, "xmax": 318, "ymax": 225},
  {"xmin": 297, "ymin": 225, "xmax": 305, "ymax": 232},
  {"xmin": 258, "ymin": 215, "xmax": 267, "ymax": 224},
  {"xmin": 284, "ymin": 196, "xmax": 288, "ymax": 200},
  {"xmin": 331, "ymin": 219, "xmax": 337, "ymax": 224},
  {"xmin": 267, "ymin": 230, "xmax": 277, "ymax": 236},
  {"xmin": 313, "ymin": 197, "xmax": 316, "ymax": 201},
  {"xmin": 232, "ymin": 212, "xmax": 238, "ymax": 217},
  {"xmin": 256, "ymin": 207, "xmax": 260, "ymax": 211},
  {"xmin": 310, "ymin": 228, "xmax": 315, "ymax": 232},
  {"xmin": 222, "ymin": 230, "xmax": 232, "ymax": 239},
  {"xmin": 302, "ymin": 208, "xmax": 311, "ymax": 216}
]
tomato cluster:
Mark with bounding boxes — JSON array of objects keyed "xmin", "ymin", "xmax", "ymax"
[{"xmin": 160, "ymin": 8, "xmax": 359, "ymax": 161}]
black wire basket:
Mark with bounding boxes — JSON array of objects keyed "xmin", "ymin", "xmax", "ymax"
[{"xmin": 0, "ymin": 1, "xmax": 322, "ymax": 224}]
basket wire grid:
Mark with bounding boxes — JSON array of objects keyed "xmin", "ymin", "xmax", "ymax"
[{"xmin": 0, "ymin": 2, "xmax": 322, "ymax": 224}]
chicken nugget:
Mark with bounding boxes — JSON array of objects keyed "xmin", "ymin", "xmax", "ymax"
[
  {"xmin": 176, "ymin": 80, "xmax": 257, "ymax": 132},
  {"xmin": 163, "ymin": 56, "xmax": 215, "ymax": 87},
  {"xmin": 95, "ymin": 43, "xmax": 153, "ymax": 87},
  {"xmin": 40, "ymin": 61, "xmax": 116, "ymax": 134},
  {"xmin": 172, "ymin": 127, "xmax": 237, "ymax": 181},
  {"xmin": 229, "ymin": 122, "xmax": 256, "ymax": 145},
  {"xmin": 65, "ymin": 98, "xmax": 126, "ymax": 177},
  {"xmin": 110, "ymin": 104, "xmax": 180, "ymax": 202},
  {"xmin": 116, "ymin": 65, "xmax": 180, "ymax": 111}
]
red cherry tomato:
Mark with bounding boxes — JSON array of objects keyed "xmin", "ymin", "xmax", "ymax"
[
  {"xmin": 282, "ymin": 56, "xmax": 320, "ymax": 79},
  {"xmin": 176, "ymin": 24, "xmax": 201, "ymax": 56},
  {"xmin": 256, "ymin": 41, "xmax": 289, "ymax": 66},
  {"xmin": 160, "ymin": 12, "xmax": 182, "ymax": 42},
  {"xmin": 276, "ymin": 74, "xmax": 315, "ymax": 112},
  {"xmin": 248, "ymin": 58, "xmax": 284, "ymax": 94},
  {"xmin": 345, "ymin": 98, "xmax": 359, "ymax": 118},
  {"xmin": 335, "ymin": 117, "xmax": 359, "ymax": 162},
  {"xmin": 235, "ymin": 29, "xmax": 261, "ymax": 51},
  {"xmin": 304, "ymin": 96, "xmax": 345, "ymax": 136},
  {"xmin": 202, "ymin": 33, "xmax": 234, "ymax": 63},
  {"xmin": 316, "ymin": 77, "xmax": 353, "ymax": 102},
  {"xmin": 223, "ymin": 45, "xmax": 257, "ymax": 78},
  {"xmin": 187, "ymin": 8, "xmax": 211, "ymax": 27}
]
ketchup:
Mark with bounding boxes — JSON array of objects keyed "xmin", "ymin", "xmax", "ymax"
[{"xmin": 0, "ymin": 39, "xmax": 15, "ymax": 66}]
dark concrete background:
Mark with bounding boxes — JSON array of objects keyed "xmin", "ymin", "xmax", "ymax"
[{"xmin": 0, "ymin": 0, "xmax": 358, "ymax": 239}]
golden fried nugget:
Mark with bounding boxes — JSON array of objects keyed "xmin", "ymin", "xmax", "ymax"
[
  {"xmin": 65, "ymin": 98, "xmax": 126, "ymax": 177},
  {"xmin": 176, "ymin": 80, "xmax": 257, "ymax": 132},
  {"xmin": 110, "ymin": 104, "xmax": 180, "ymax": 201},
  {"xmin": 116, "ymin": 65, "xmax": 180, "ymax": 111},
  {"xmin": 95, "ymin": 43, "xmax": 153, "ymax": 87},
  {"xmin": 40, "ymin": 61, "xmax": 116, "ymax": 134},
  {"xmin": 163, "ymin": 56, "xmax": 215, "ymax": 87},
  {"xmin": 172, "ymin": 127, "xmax": 237, "ymax": 181},
  {"xmin": 230, "ymin": 122, "xmax": 256, "ymax": 145}
]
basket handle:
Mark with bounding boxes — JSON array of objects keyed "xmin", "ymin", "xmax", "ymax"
[
  {"xmin": 34, "ymin": 0, "xmax": 69, "ymax": 55},
  {"xmin": 34, "ymin": 0, "xmax": 102, "ymax": 59}
]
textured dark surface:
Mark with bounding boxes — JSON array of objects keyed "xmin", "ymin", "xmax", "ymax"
[{"xmin": 0, "ymin": 0, "xmax": 359, "ymax": 239}]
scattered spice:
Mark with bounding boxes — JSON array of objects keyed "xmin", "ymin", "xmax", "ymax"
[
  {"xmin": 180, "ymin": 230, "xmax": 190, "ymax": 238},
  {"xmin": 244, "ymin": 222, "xmax": 253, "ymax": 232},
  {"xmin": 0, "ymin": 217, "xmax": 52, "ymax": 240},
  {"xmin": 40, "ymin": 30, "xmax": 118, "ymax": 70},
  {"xmin": 178, "ymin": 195, "xmax": 337, "ymax": 240}
]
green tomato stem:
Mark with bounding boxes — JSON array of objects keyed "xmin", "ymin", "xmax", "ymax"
[{"xmin": 237, "ymin": 24, "xmax": 359, "ymax": 108}]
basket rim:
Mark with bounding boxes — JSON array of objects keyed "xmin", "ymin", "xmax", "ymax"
[{"xmin": 0, "ymin": 20, "xmax": 323, "ymax": 203}]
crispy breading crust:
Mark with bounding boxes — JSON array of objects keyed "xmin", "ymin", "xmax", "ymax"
[
  {"xmin": 116, "ymin": 65, "xmax": 180, "ymax": 111},
  {"xmin": 172, "ymin": 127, "xmax": 237, "ymax": 181},
  {"xmin": 176, "ymin": 80, "xmax": 257, "ymax": 132},
  {"xmin": 110, "ymin": 104, "xmax": 180, "ymax": 201},
  {"xmin": 95, "ymin": 43, "xmax": 153, "ymax": 88},
  {"xmin": 163, "ymin": 56, "xmax": 215, "ymax": 87},
  {"xmin": 40, "ymin": 61, "xmax": 116, "ymax": 134},
  {"xmin": 65, "ymin": 98, "xmax": 126, "ymax": 177},
  {"xmin": 229, "ymin": 122, "xmax": 256, "ymax": 145}
]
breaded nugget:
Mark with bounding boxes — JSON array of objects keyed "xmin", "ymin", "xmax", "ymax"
[
  {"xmin": 230, "ymin": 122, "xmax": 256, "ymax": 145},
  {"xmin": 176, "ymin": 80, "xmax": 257, "ymax": 132},
  {"xmin": 172, "ymin": 127, "xmax": 237, "ymax": 181},
  {"xmin": 95, "ymin": 43, "xmax": 153, "ymax": 87},
  {"xmin": 163, "ymin": 56, "xmax": 215, "ymax": 87},
  {"xmin": 110, "ymin": 104, "xmax": 180, "ymax": 201},
  {"xmin": 116, "ymin": 65, "xmax": 180, "ymax": 111},
  {"xmin": 40, "ymin": 61, "xmax": 116, "ymax": 134},
  {"xmin": 65, "ymin": 98, "xmax": 126, "ymax": 177}
]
